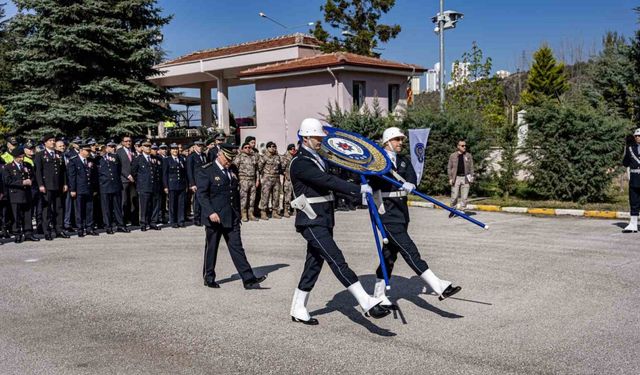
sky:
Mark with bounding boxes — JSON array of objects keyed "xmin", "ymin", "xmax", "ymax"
[{"xmin": 4, "ymin": 0, "xmax": 639, "ymax": 118}]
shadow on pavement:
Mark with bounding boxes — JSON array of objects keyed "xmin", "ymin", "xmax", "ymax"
[
  {"xmin": 217, "ymin": 263, "xmax": 290, "ymax": 285},
  {"xmin": 613, "ymin": 222, "xmax": 628, "ymax": 229}
]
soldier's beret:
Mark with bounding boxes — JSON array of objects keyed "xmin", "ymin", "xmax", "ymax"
[
  {"xmin": 244, "ymin": 136, "xmax": 256, "ymax": 143},
  {"xmin": 266, "ymin": 141, "xmax": 276, "ymax": 148},
  {"xmin": 11, "ymin": 147, "xmax": 25, "ymax": 157},
  {"xmin": 287, "ymin": 143, "xmax": 296, "ymax": 151}
]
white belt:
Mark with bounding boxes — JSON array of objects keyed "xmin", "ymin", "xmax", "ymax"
[
  {"xmin": 381, "ymin": 191, "xmax": 407, "ymax": 198},
  {"xmin": 306, "ymin": 193, "xmax": 335, "ymax": 203},
  {"xmin": 631, "ymin": 169, "xmax": 640, "ymax": 174}
]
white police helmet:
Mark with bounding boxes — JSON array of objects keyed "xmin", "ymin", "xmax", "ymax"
[
  {"xmin": 381, "ymin": 127, "xmax": 406, "ymax": 145},
  {"xmin": 634, "ymin": 128, "xmax": 640, "ymax": 136},
  {"xmin": 298, "ymin": 118, "xmax": 326, "ymax": 137}
]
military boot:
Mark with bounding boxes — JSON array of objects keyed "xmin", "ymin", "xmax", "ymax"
[
  {"xmin": 248, "ymin": 211, "xmax": 258, "ymax": 221},
  {"xmin": 272, "ymin": 210, "xmax": 281, "ymax": 219},
  {"xmin": 241, "ymin": 210, "xmax": 248, "ymax": 222},
  {"xmin": 260, "ymin": 210, "xmax": 269, "ymax": 220},
  {"xmin": 283, "ymin": 209, "xmax": 290, "ymax": 218}
]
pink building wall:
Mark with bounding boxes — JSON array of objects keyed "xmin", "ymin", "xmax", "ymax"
[{"xmin": 240, "ymin": 70, "xmax": 411, "ymax": 150}]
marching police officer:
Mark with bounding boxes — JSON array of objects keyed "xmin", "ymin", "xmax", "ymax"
[
  {"xmin": 196, "ymin": 144, "xmax": 267, "ymax": 289},
  {"xmin": 187, "ymin": 140, "xmax": 207, "ymax": 226},
  {"xmin": 3, "ymin": 147, "xmax": 40, "ymax": 243},
  {"xmin": 622, "ymin": 128, "xmax": 640, "ymax": 233},
  {"xmin": 35, "ymin": 133, "xmax": 70, "ymax": 240},
  {"xmin": 67, "ymin": 142, "xmax": 99, "ymax": 237},
  {"xmin": 132, "ymin": 140, "xmax": 162, "ymax": 231},
  {"xmin": 369, "ymin": 127, "xmax": 461, "ymax": 307},
  {"xmin": 98, "ymin": 141, "xmax": 128, "ymax": 234},
  {"xmin": 163, "ymin": 143, "xmax": 187, "ymax": 228},
  {"xmin": 288, "ymin": 118, "xmax": 389, "ymax": 325}
]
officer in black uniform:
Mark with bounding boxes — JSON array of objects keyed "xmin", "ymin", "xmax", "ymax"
[
  {"xmin": 0, "ymin": 158, "xmax": 8, "ymax": 241},
  {"xmin": 98, "ymin": 141, "xmax": 128, "ymax": 234},
  {"xmin": 163, "ymin": 143, "xmax": 187, "ymax": 228},
  {"xmin": 35, "ymin": 133, "xmax": 70, "ymax": 240},
  {"xmin": 288, "ymin": 118, "xmax": 390, "ymax": 325},
  {"xmin": 67, "ymin": 142, "xmax": 99, "ymax": 237},
  {"xmin": 622, "ymin": 128, "xmax": 640, "ymax": 233},
  {"xmin": 187, "ymin": 140, "xmax": 207, "ymax": 226},
  {"xmin": 63, "ymin": 137, "xmax": 80, "ymax": 231},
  {"xmin": 158, "ymin": 143, "xmax": 169, "ymax": 224},
  {"xmin": 369, "ymin": 127, "xmax": 461, "ymax": 307},
  {"xmin": 3, "ymin": 147, "xmax": 40, "ymax": 243},
  {"xmin": 196, "ymin": 143, "xmax": 267, "ymax": 289},
  {"xmin": 132, "ymin": 140, "xmax": 162, "ymax": 231}
]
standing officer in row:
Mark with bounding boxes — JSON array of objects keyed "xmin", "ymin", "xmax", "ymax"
[
  {"xmin": 258, "ymin": 141, "xmax": 283, "ymax": 220},
  {"xmin": 35, "ymin": 133, "xmax": 70, "ymax": 240},
  {"xmin": 233, "ymin": 141, "xmax": 259, "ymax": 222},
  {"xmin": 23, "ymin": 140, "xmax": 44, "ymax": 234},
  {"xmin": 132, "ymin": 140, "xmax": 162, "ymax": 231},
  {"xmin": 196, "ymin": 143, "xmax": 266, "ymax": 289},
  {"xmin": 68, "ymin": 142, "xmax": 99, "ymax": 237},
  {"xmin": 0, "ymin": 158, "xmax": 9, "ymax": 240},
  {"xmin": 63, "ymin": 137, "xmax": 80, "ymax": 231},
  {"xmin": 622, "ymin": 128, "xmax": 640, "ymax": 233},
  {"xmin": 116, "ymin": 136, "xmax": 139, "ymax": 227},
  {"xmin": 369, "ymin": 127, "xmax": 461, "ymax": 307},
  {"xmin": 281, "ymin": 144, "xmax": 297, "ymax": 218},
  {"xmin": 288, "ymin": 118, "xmax": 390, "ymax": 325},
  {"xmin": 3, "ymin": 147, "xmax": 39, "ymax": 243},
  {"xmin": 163, "ymin": 143, "xmax": 187, "ymax": 228},
  {"xmin": 187, "ymin": 140, "xmax": 207, "ymax": 226},
  {"xmin": 98, "ymin": 141, "xmax": 128, "ymax": 234}
]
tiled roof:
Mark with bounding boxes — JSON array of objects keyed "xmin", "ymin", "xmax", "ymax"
[
  {"xmin": 159, "ymin": 33, "xmax": 321, "ymax": 66},
  {"xmin": 238, "ymin": 52, "xmax": 426, "ymax": 77}
]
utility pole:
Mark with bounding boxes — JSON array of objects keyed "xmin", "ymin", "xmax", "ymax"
[{"xmin": 439, "ymin": 0, "xmax": 445, "ymax": 112}]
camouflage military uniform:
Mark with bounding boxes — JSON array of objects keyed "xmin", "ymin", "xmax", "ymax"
[
  {"xmin": 233, "ymin": 152, "xmax": 259, "ymax": 221},
  {"xmin": 281, "ymin": 152, "xmax": 295, "ymax": 217},
  {"xmin": 258, "ymin": 152, "xmax": 282, "ymax": 219}
]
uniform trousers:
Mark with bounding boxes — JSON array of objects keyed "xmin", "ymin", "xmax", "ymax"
[
  {"xmin": 630, "ymin": 186, "xmax": 640, "ymax": 216},
  {"xmin": 283, "ymin": 179, "xmax": 293, "ymax": 211},
  {"xmin": 138, "ymin": 192, "xmax": 160, "ymax": 226},
  {"xmin": 297, "ymin": 226, "xmax": 359, "ymax": 292},
  {"xmin": 31, "ymin": 189, "xmax": 43, "ymax": 232},
  {"xmin": 101, "ymin": 192, "xmax": 124, "ymax": 228},
  {"xmin": 64, "ymin": 191, "xmax": 75, "ymax": 229},
  {"xmin": 375, "ymin": 223, "xmax": 429, "ymax": 279},
  {"xmin": 41, "ymin": 190, "xmax": 64, "ymax": 233},
  {"xmin": 74, "ymin": 194, "xmax": 94, "ymax": 230},
  {"xmin": 259, "ymin": 176, "xmax": 281, "ymax": 211},
  {"xmin": 11, "ymin": 202, "xmax": 33, "ymax": 234},
  {"xmin": 121, "ymin": 182, "xmax": 139, "ymax": 225},
  {"xmin": 239, "ymin": 177, "xmax": 257, "ymax": 214},
  {"xmin": 203, "ymin": 219, "xmax": 255, "ymax": 283},
  {"xmin": 192, "ymin": 190, "xmax": 202, "ymax": 224},
  {"xmin": 168, "ymin": 190, "xmax": 185, "ymax": 224},
  {"xmin": 0, "ymin": 200, "xmax": 10, "ymax": 231}
]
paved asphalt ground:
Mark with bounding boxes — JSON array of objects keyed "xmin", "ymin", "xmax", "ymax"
[{"xmin": 0, "ymin": 208, "xmax": 638, "ymax": 375}]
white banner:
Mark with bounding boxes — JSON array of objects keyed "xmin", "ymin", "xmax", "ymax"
[{"xmin": 408, "ymin": 128, "xmax": 430, "ymax": 183}]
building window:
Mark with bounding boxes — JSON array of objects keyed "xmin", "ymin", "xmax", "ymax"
[
  {"xmin": 353, "ymin": 81, "xmax": 366, "ymax": 109},
  {"xmin": 388, "ymin": 84, "xmax": 400, "ymax": 112}
]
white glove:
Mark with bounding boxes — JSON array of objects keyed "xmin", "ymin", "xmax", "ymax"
[
  {"xmin": 401, "ymin": 182, "xmax": 416, "ymax": 192},
  {"xmin": 360, "ymin": 184, "xmax": 373, "ymax": 195}
]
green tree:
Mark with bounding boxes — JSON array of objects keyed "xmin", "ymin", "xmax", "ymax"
[
  {"xmin": 583, "ymin": 32, "xmax": 635, "ymax": 119},
  {"xmin": 323, "ymin": 98, "xmax": 393, "ymax": 140},
  {"xmin": 525, "ymin": 101, "xmax": 629, "ymax": 202},
  {"xmin": 311, "ymin": 0, "xmax": 401, "ymax": 57},
  {"xmin": 5, "ymin": 0, "xmax": 172, "ymax": 138},
  {"xmin": 521, "ymin": 44, "xmax": 569, "ymax": 106}
]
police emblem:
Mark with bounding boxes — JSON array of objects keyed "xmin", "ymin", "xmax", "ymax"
[
  {"xmin": 320, "ymin": 126, "xmax": 392, "ymax": 175},
  {"xmin": 414, "ymin": 142, "xmax": 425, "ymax": 163}
]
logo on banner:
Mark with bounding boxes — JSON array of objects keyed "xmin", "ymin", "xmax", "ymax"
[
  {"xmin": 414, "ymin": 142, "xmax": 425, "ymax": 163},
  {"xmin": 325, "ymin": 136, "xmax": 370, "ymax": 161}
]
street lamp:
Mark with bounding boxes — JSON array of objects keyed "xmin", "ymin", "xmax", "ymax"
[
  {"xmin": 431, "ymin": 1, "xmax": 464, "ymax": 112},
  {"xmin": 259, "ymin": 12, "xmax": 313, "ymax": 30}
]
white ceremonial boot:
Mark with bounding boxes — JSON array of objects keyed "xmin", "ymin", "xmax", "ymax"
[
  {"xmin": 622, "ymin": 216, "xmax": 638, "ymax": 233},
  {"xmin": 348, "ymin": 281, "xmax": 390, "ymax": 319},
  {"xmin": 373, "ymin": 279, "xmax": 394, "ymax": 308},
  {"xmin": 290, "ymin": 289, "xmax": 318, "ymax": 325},
  {"xmin": 421, "ymin": 269, "xmax": 462, "ymax": 301}
]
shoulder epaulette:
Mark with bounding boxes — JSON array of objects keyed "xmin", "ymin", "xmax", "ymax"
[
  {"xmin": 201, "ymin": 162, "xmax": 213, "ymax": 169},
  {"xmin": 69, "ymin": 155, "xmax": 78, "ymax": 160}
]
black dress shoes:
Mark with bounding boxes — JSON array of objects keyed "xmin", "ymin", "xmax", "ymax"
[
  {"xmin": 14, "ymin": 234, "xmax": 24, "ymax": 243},
  {"xmin": 56, "ymin": 231, "xmax": 70, "ymax": 239},
  {"xmin": 244, "ymin": 275, "xmax": 268, "ymax": 289},
  {"xmin": 204, "ymin": 280, "xmax": 220, "ymax": 288},
  {"xmin": 116, "ymin": 226, "xmax": 130, "ymax": 233},
  {"xmin": 77, "ymin": 230, "xmax": 86, "ymax": 238},
  {"xmin": 448, "ymin": 211, "xmax": 456, "ymax": 218},
  {"xmin": 439, "ymin": 285, "xmax": 462, "ymax": 301},
  {"xmin": 178, "ymin": 223, "xmax": 186, "ymax": 228},
  {"xmin": 87, "ymin": 230, "xmax": 99, "ymax": 236},
  {"xmin": 194, "ymin": 221, "xmax": 202, "ymax": 227},
  {"xmin": 149, "ymin": 224, "xmax": 161, "ymax": 230},
  {"xmin": 364, "ymin": 303, "xmax": 391, "ymax": 319},
  {"xmin": 25, "ymin": 234, "xmax": 40, "ymax": 242},
  {"xmin": 140, "ymin": 226, "xmax": 148, "ymax": 232},
  {"xmin": 45, "ymin": 233, "xmax": 54, "ymax": 241},
  {"xmin": 291, "ymin": 316, "xmax": 319, "ymax": 325},
  {"xmin": 106, "ymin": 228, "xmax": 114, "ymax": 234},
  {"xmin": 171, "ymin": 224, "xmax": 179, "ymax": 228}
]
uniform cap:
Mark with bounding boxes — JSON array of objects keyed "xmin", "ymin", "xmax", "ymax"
[
  {"xmin": 151, "ymin": 143, "xmax": 159, "ymax": 150},
  {"xmin": 106, "ymin": 140, "xmax": 117, "ymax": 147},
  {"xmin": 159, "ymin": 143, "xmax": 168, "ymax": 149},
  {"xmin": 219, "ymin": 143, "xmax": 238, "ymax": 160},
  {"xmin": 10, "ymin": 147, "xmax": 25, "ymax": 157},
  {"xmin": 193, "ymin": 140, "xmax": 204, "ymax": 146},
  {"xmin": 41, "ymin": 133, "xmax": 56, "ymax": 143},
  {"xmin": 71, "ymin": 136, "xmax": 82, "ymax": 144},
  {"xmin": 142, "ymin": 140, "xmax": 152, "ymax": 147},
  {"xmin": 6, "ymin": 136, "xmax": 18, "ymax": 145},
  {"xmin": 169, "ymin": 143, "xmax": 179, "ymax": 149},
  {"xmin": 205, "ymin": 137, "xmax": 215, "ymax": 145},
  {"xmin": 24, "ymin": 140, "xmax": 35, "ymax": 149},
  {"xmin": 215, "ymin": 133, "xmax": 226, "ymax": 140}
]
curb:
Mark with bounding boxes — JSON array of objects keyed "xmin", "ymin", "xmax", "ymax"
[{"xmin": 408, "ymin": 201, "xmax": 628, "ymax": 220}]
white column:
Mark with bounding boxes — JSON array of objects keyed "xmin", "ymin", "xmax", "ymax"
[
  {"xmin": 217, "ymin": 77, "xmax": 230, "ymax": 135},
  {"xmin": 200, "ymin": 84, "xmax": 212, "ymax": 128}
]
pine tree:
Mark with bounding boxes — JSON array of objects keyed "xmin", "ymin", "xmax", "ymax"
[
  {"xmin": 630, "ymin": 7, "xmax": 640, "ymax": 123},
  {"xmin": 521, "ymin": 44, "xmax": 569, "ymax": 106},
  {"xmin": 311, "ymin": 0, "xmax": 401, "ymax": 57},
  {"xmin": 5, "ymin": 0, "xmax": 172, "ymax": 138}
]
